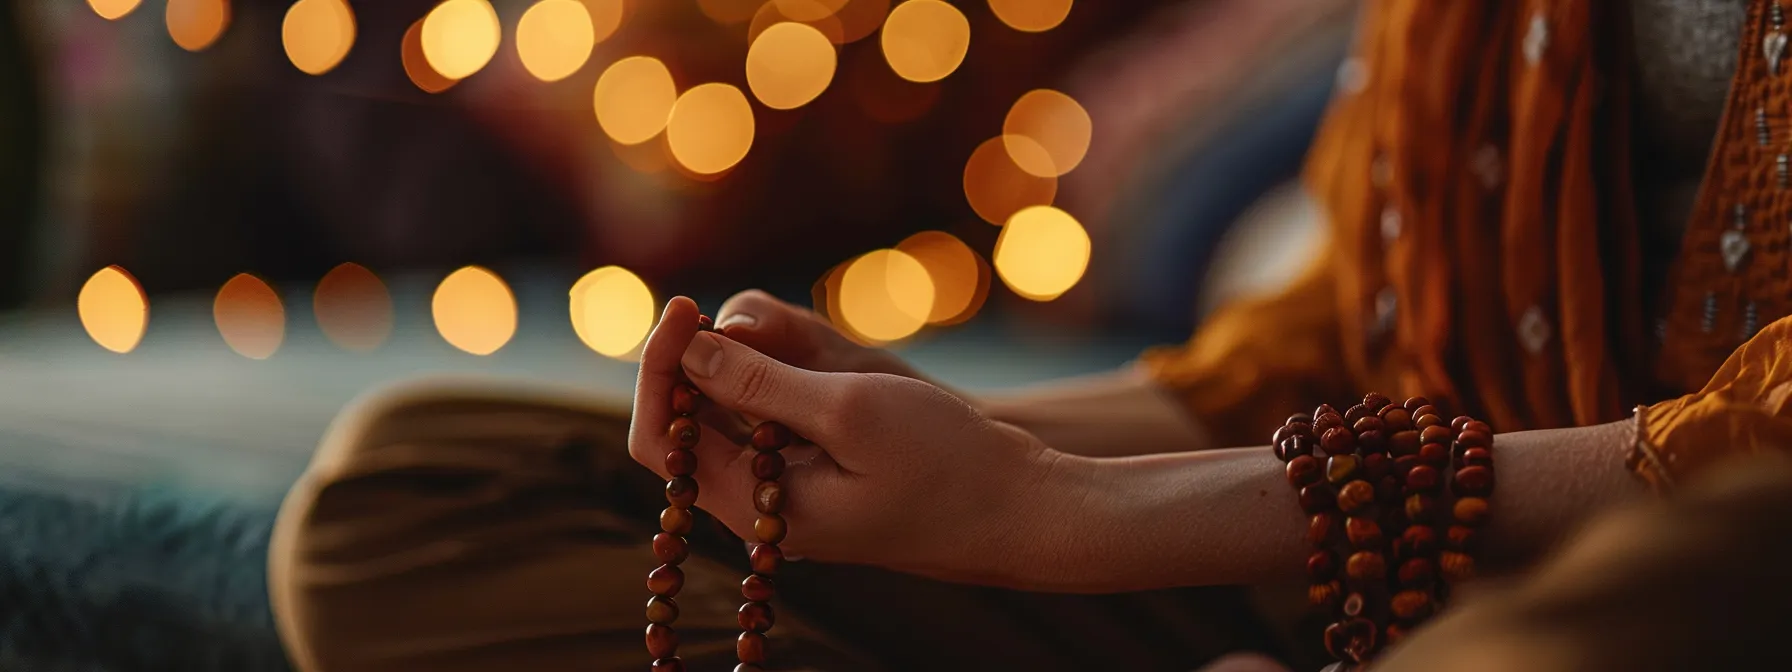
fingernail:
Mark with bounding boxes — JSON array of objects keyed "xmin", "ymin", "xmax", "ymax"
[
  {"xmin": 717, "ymin": 312, "xmax": 758, "ymax": 332},
  {"xmin": 682, "ymin": 332, "xmax": 723, "ymax": 378}
]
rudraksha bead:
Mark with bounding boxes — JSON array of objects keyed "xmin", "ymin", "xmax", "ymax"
[
  {"xmin": 647, "ymin": 596, "xmax": 680, "ymax": 624},
  {"xmin": 741, "ymin": 574, "xmax": 776, "ymax": 602},
  {"xmin": 749, "ymin": 543, "xmax": 783, "ymax": 575},
  {"xmin": 1454, "ymin": 466, "xmax": 1494, "ymax": 497},
  {"xmin": 1345, "ymin": 516, "xmax": 1383, "ymax": 548},
  {"xmin": 738, "ymin": 602, "xmax": 775, "ymax": 633},
  {"xmin": 653, "ymin": 533, "xmax": 689, "ymax": 565},
  {"xmin": 1314, "ymin": 413, "xmax": 1345, "ymax": 435},
  {"xmin": 1404, "ymin": 464, "xmax": 1440, "ymax": 493},
  {"xmin": 1352, "ymin": 416, "xmax": 1384, "ymax": 435},
  {"xmin": 668, "ymin": 417, "xmax": 701, "ymax": 449},
  {"xmin": 1300, "ymin": 484, "xmax": 1337, "ymax": 513},
  {"xmin": 660, "ymin": 507, "xmax": 694, "ymax": 535},
  {"xmin": 1320, "ymin": 427, "xmax": 1357, "ymax": 456},
  {"xmin": 1418, "ymin": 442, "xmax": 1449, "ymax": 468},
  {"xmin": 1390, "ymin": 589, "xmax": 1433, "ymax": 621},
  {"xmin": 665, "ymin": 449, "xmax": 698, "ymax": 478},
  {"xmin": 666, "ymin": 477, "xmax": 699, "ymax": 508},
  {"xmin": 1403, "ymin": 396, "xmax": 1431, "ymax": 411},
  {"xmin": 1324, "ymin": 617, "xmax": 1378, "ymax": 664},
  {"xmin": 1287, "ymin": 455, "xmax": 1322, "ymax": 487},
  {"xmin": 1395, "ymin": 525, "xmax": 1439, "ymax": 558},
  {"xmin": 1461, "ymin": 446, "xmax": 1494, "ymax": 467},
  {"xmin": 670, "ymin": 384, "xmax": 702, "ymax": 415},
  {"xmin": 751, "ymin": 422, "xmax": 792, "ymax": 451},
  {"xmin": 1379, "ymin": 405, "xmax": 1413, "ymax": 432},
  {"xmin": 1440, "ymin": 551, "xmax": 1475, "ymax": 582},
  {"xmin": 753, "ymin": 481, "xmax": 785, "ymax": 514},
  {"xmin": 1344, "ymin": 551, "xmax": 1387, "ymax": 581},
  {"xmin": 1309, "ymin": 580, "xmax": 1343, "ymax": 610},
  {"xmin": 1308, "ymin": 550, "xmax": 1339, "ymax": 580},
  {"xmin": 1276, "ymin": 434, "xmax": 1315, "ymax": 462},
  {"xmin": 646, "ymin": 624, "xmax": 679, "ymax": 659},
  {"xmin": 1308, "ymin": 512, "xmax": 1341, "ymax": 547},
  {"xmin": 1344, "ymin": 404, "xmax": 1370, "ymax": 425},
  {"xmin": 1445, "ymin": 525, "xmax": 1478, "ymax": 552},
  {"xmin": 737, "ymin": 632, "xmax": 768, "ymax": 664},
  {"xmin": 1453, "ymin": 497, "xmax": 1490, "ymax": 526},
  {"xmin": 1337, "ymin": 480, "xmax": 1375, "ymax": 514},
  {"xmin": 648, "ymin": 565, "xmax": 685, "ymax": 597},
  {"xmin": 1356, "ymin": 429, "xmax": 1387, "ymax": 454},
  {"xmin": 1362, "ymin": 452, "xmax": 1391, "ymax": 481},
  {"xmin": 1404, "ymin": 493, "xmax": 1440, "ymax": 524},
  {"xmin": 754, "ymin": 515, "xmax": 788, "ymax": 544},
  {"xmin": 1397, "ymin": 557, "xmax": 1435, "ymax": 589},
  {"xmin": 1363, "ymin": 392, "xmax": 1390, "ymax": 410},
  {"xmin": 751, "ymin": 452, "xmax": 786, "ymax": 481},
  {"xmin": 1325, "ymin": 454, "xmax": 1361, "ymax": 484},
  {"xmin": 1388, "ymin": 430, "xmax": 1421, "ymax": 456}
]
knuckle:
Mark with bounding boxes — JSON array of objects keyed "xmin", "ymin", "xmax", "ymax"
[{"xmin": 730, "ymin": 355, "xmax": 776, "ymax": 407}]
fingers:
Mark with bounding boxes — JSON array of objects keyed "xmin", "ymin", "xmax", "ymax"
[
  {"xmin": 627, "ymin": 297, "xmax": 701, "ymax": 477},
  {"xmin": 715, "ymin": 290, "xmax": 833, "ymax": 365},
  {"xmin": 680, "ymin": 330, "xmax": 864, "ymax": 443}
]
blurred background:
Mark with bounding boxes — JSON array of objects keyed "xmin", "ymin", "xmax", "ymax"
[{"xmin": 0, "ymin": 0, "xmax": 1354, "ymax": 667}]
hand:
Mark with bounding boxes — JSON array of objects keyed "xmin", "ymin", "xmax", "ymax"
[
  {"xmin": 629, "ymin": 297, "xmax": 1066, "ymax": 582},
  {"xmin": 712, "ymin": 290, "xmax": 943, "ymax": 387}
]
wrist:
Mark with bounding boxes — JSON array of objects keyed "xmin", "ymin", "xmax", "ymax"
[{"xmin": 984, "ymin": 445, "xmax": 1107, "ymax": 589}]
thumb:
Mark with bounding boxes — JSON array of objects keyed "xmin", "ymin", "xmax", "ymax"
[
  {"xmin": 680, "ymin": 331, "xmax": 860, "ymax": 442},
  {"xmin": 714, "ymin": 290, "xmax": 835, "ymax": 365}
]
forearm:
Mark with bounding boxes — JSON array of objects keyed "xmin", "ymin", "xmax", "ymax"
[
  {"xmin": 1000, "ymin": 421, "xmax": 1647, "ymax": 593},
  {"xmin": 977, "ymin": 368, "xmax": 1211, "ymax": 457}
]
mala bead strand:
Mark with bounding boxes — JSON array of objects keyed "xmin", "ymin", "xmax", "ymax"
[
  {"xmin": 737, "ymin": 421, "xmax": 793, "ymax": 672},
  {"xmin": 646, "ymin": 315, "xmax": 715, "ymax": 672}
]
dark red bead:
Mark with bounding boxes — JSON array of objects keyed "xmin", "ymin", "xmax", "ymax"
[
  {"xmin": 1307, "ymin": 512, "xmax": 1341, "ymax": 546},
  {"xmin": 1363, "ymin": 392, "xmax": 1391, "ymax": 411},
  {"xmin": 1287, "ymin": 455, "xmax": 1322, "ymax": 487},
  {"xmin": 1411, "ymin": 405, "xmax": 1439, "ymax": 421},
  {"xmin": 648, "ymin": 564, "xmax": 685, "ymax": 597},
  {"xmin": 646, "ymin": 623, "xmax": 679, "ymax": 659},
  {"xmin": 1309, "ymin": 580, "xmax": 1343, "ymax": 610},
  {"xmin": 1419, "ymin": 425, "xmax": 1451, "ymax": 445},
  {"xmin": 1362, "ymin": 452, "xmax": 1391, "ymax": 481},
  {"xmin": 1419, "ymin": 442, "xmax": 1449, "ymax": 467},
  {"xmin": 1308, "ymin": 550, "xmax": 1339, "ymax": 580},
  {"xmin": 1326, "ymin": 454, "xmax": 1361, "ymax": 485},
  {"xmin": 1356, "ymin": 429, "xmax": 1387, "ymax": 454},
  {"xmin": 1320, "ymin": 427, "xmax": 1357, "ymax": 456},
  {"xmin": 738, "ymin": 602, "xmax": 775, "ymax": 633},
  {"xmin": 753, "ymin": 481, "xmax": 785, "ymax": 515},
  {"xmin": 1337, "ymin": 480, "xmax": 1375, "ymax": 514},
  {"xmin": 742, "ymin": 574, "xmax": 775, "ymax": 602},
  {"xmin": 751, "ymin": 422, "xmax": 792, "ymax": 451},
  {"xmin": 665, "ymin": 449, "xmax": 697, "ymax": 477},
  {"xmin": 1345, "ymin": 550, "xmax": 1386, "ymax": 581},
  {"xmin": 1396, "ymin": 525, "xmax": 1439, "ymax": 558},
  {"xmin": 1404, "ymin": 464, "xmax": 1440, "ymax": 493},
  {"xmin": 1403, "ymin": 396, "xmax": 1431, "ymax": 411},
  {"xmin": 1449, "ymin": 415, "xmax": 1473, "ymax": 432},
  {"xmin": 1276, "ymin": 435, "xmax": 1315, "ymax": 461},
  {"xmin": 697, "ymin": 314, "xmax": 714, "ymax": 330},
  {"xmin": 668, "ymin": 417, "xmax": 700, "ymax": 449},
  {"xmin": 750, "ymin": 543, "xmax": 783, "ymax": 575},
  {"xmin": 754, "ymin": 515, "xmax": 787, "ymax": 544},
  {"xmin": 1300, "ymin": 484, "xmax": 1336, "ymax": 513},
  {"xmin": 652, "ymin": 533, "xmax": 689, "ymax": 565},
  {"xmin": 1455, "ymin": 466, "xmax": 1494, "ymax": 496},
  {"xmin": 751, "ymin": 452, "xmax": 786, "ymax": 481},
  {"xmin": 1405, "ymin": 493, "xmax": 1439, "ymax": 524},
  {"xmin": 1389, "ymin": 430, "xmax": 1421, "ymax": 456},
  {"xmin": 1273, "ymin": 424, "xmax": 1311, "ymax": 447},
  {"xmin": 1314, "ymin": 413, "xmax": 1344, "ymax": 435},
  {"xmin": 1461, "ymin": 446, "xmax": 1494, "ymax": 468},
  {"xmin": 666, "ymin": 477, "xmax": 699, "ymax": 508},
  {"xmin": 1325, "ymin": 617, "xmax": 1379, "ymax": 664},
  {"xmin": 1455, "ymin": 429, "xmax": 1492, "ymax": 449},
  {"xmin": 1286, "ymin": 413, "xmax": 1314, "ymax": 426},
  {"xmin": 1343, "ymin": 404, "xmax": 1370, "ymax": 425},
  {"xmin": 1392, "ymin": 454, "xmax": 1423, "ymax": 477},
  {"xmin": 1379, "ymin": 406, "xmax": 1414, "ymax": 432},
  {"xmin": 1398, "ymin": 557, "xmax": 1435, "ymax": 588},
  {"xmin": 1314, "ymin": 404, "xmax": 1339, "ymax": 420},
  {"xmin": 1352, "ymin": 416, "xmax": 1384, "ymax": 436},
  {"xmin": 1462, "ymin": 420, "xmax": 1492, "ymax": 436},
  {"xmin": 671, "ymin": 384, "xmax": 701, "ymax": 415},
  {"xmin": 1446, "ymin": 524, "xmax": 1479, "ymax": 551},
  {"xmin": 1345, "ymin": 516, "xmax": 1383, "ymax": 548},
  {"xmin": 737, "ymin": 632, "xmax": 768, "ymax": 664},
  {"xmin": 1391, "ymin": 589, "xmax": 1434, "ymax": 621},
  {"xmin": 660, "ymin": 507, "xmax": 693, "ymax": 535},
  {"xmin": 646, "ymin": 595, "xmax": 680, "ymax": 624},
  {"xmin": 652, "ymin": 657, "xmax": 685, "ymax": 672}
]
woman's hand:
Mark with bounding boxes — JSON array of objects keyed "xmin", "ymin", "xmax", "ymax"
[
  {"xmin": 629, "ymin": 297, "xmax": 1069, "ymax": 583},
  {"xmin": 711, "ymin": 290, "xmax": 949, "ymax": 389}
]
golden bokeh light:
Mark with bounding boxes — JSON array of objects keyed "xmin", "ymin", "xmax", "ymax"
[
  {"xmin": 880, "ymin": 0, "xmax": 970, "ymax": 83},
  {"xmin": 698, "ymin": 0, "xmax": 760, "ymax": 24},
  {"xmin": 666, "ymin": 83, "xmax": 756, "ymax": 175},
  {"xmin": 422, "ymin": 0, "xmax": 501, "ymax": 80},
  {"xmin": 833, "ymin": 0, "xmax": 890, "ymax": 43},
  {"xmin": 897, "ymin": 231, "xmax": 989, "ymax": 325},
  {"xmin": 432, "ymin": 266, "xmax": 518, "ymax": 355},
  {"xmin": 994, "ymin": 205, "xmax": 1090, "ymax": 301},
  {"xmin": 403, "ymin": 18, "xmax": 459, "ymax": 93},
  {"xmin": 746, "ymin": 22, "xmax": 838, "ymax": 110},
  {"xmin": 964, "ymin": 135, "xmax": 1057, "ymax": 226},
  {"xmin": 213, "ymin": 273, "xmax": 285, "ymax": 360},
  {"xmin": 516, "ymin": 0, "xmax": 594, "ymax": 82},
  {"xmin": 839, "ymin": 249, "xmax": 934, "ymax": 343},
  {"xmin": 90, "ymin": 0, "xmax": 142, "ymax": 21},
  {"xmin": 166, "ymin": 0, "xmax": 230, "ymax": 52},
  {"xmin": 282, "ymin": 0, "xmax": 356, "ymax": 76},
  {"xmin": 313, "ymin": 262, "xmax": 393, "ymax": 352},
  {"xmin": 749, "ymin": 1, "xmax": 845, "ymax": 46},
  {"xmin": 569, "ymin": 266, "xmax": 655, "ymax": 357},
  {"xmin": 776, "ymin": 0, "xmax": 847, "ymax": 21},
  {"xmin": 988, "ymin": 0, "xmax": 1071, "ymax": 32},
  {"xmin": 593, "ymin": 56, "xmax": 677, "ymax": 145},
  {"xmin": 588, "ymin": 0, "xmax": 625, "ymax": 43},
  {"xmin": 77, "ymin": 266, "xmax": 148, "ymax": 354},
  {"xmin": 1003, "ymin": 89, "xmax": 1091, "ymax": 177},
  {"xmin": 610, "ymin": 135, "xmax": 671, "ymax": 173}
]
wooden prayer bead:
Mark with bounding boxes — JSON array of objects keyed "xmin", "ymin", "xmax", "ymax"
[
  {"xmin": 647, "ymin": 596, "xmax": 680, "ymax": 624},
  {"xmin": 742, "ymin": 574, "xmax": 776, "ymax": 602},
  {"xmin": 1286, "ymin": 413, "xmax": 1314, "ymax": 426},
  {"xmin": 1287, "ymin": 455, "xmax": 1322, "ymax": 487},
  {"xmin": 1352, "ymin": 416, "xmax": 1384, "ymax": 435},
  {"xmin": 648, "ymin": 565, "xmax": 685, "ymax": 597},
  {"xmin": 749, "ymin": 544, "xmax": 783, "ymax": 575},
  {"xmin": 1404, "ymin": 493, "xmax": 1439, "ymax": 524},
  {"xmin": 1320, "ymin": 427, "xmax": 1357, "ymax": 456},
  {"xmin": 1462, "ymin": 420, "xmax": 1492, "ymax": 436},
  {"xmin": 1273, "ymin": 424, "xmax": 1310, "ymax": 447},
  {"xmin": 1418, "ymin": 443, "xmax": 1450, "ymax": 468},
  {"xmin": 1455, "ymin": 466, "xmax": 1494, "ymax": 497},
  {"xmin": 1391, "ymin": 589, "xmax": 1433, "ymax": 621},
  {"xmin": 1411, "ymin": 405, "xmax": 1438, "ymax": 421},
  {"xmin": 1345, "ymin": 516, "xmax": 1383, "ymax": 548},
  {"xmin": 1440, "ymin": 551, "xmax": 1475, "ymax": 582},
  {"xmin": 753, "ymin": 481, "xmax": 785, "ymax": 514},
  {"xmin": 1363, "ymin": 392, "xmax": 1391, "ymax": 411},
  {"xmin": 1308, "ymin": 512, "xmax": 1341, "ymax": 547},
  {"xmin": 1392, "ymin": 454, "xmax": 1423, "ymax": 477},
  {"xmin": 653, "ymin": 533, "xmax": 689, "ymax": 565},
  {"xmin": 738, "ymin": 602, "xmax": 775, "ymax": 633},
  {"xmin": 1314, "ymin": 413, "xmax": 1345, "ymax": 435},
  {"xmin": 666, "ymin": 477, "xmax": 699, "ymax": 508},
  {"xmin": 1403, "ymin": 396, "xmax": 1431, "ymax": 411},
  {"xmin": 661, "ymin": 507, "xmax": 694, "ymax": 535},
  {"xmin": 671, "ymin": 384, "xmax": 702, "ymax": 415},
  {"xmin": 1461, "ymin": 446, "xmax": 1494, "ymax": 468},
  {"xmin": 668, "ymin": 417, "xmax": 701, "ymax": 449},
  {"xmin": 1397, "ymin": 557, "xmax": 1434, "ymax": 588},
  {"xmin": 1276, "ymin": 435, "xmax": 1315, "ymax": 462},
  {"xmin": 1449, "ymin": 415, "xmax": 1473, "ymax": 432},
  {"xmin": 1325, "ymin": 454, "xmax": 1361, "ymax": 484},
  {"xmin": 646, "ymin": 623, "xmax": 680, "ymax": 659},
  {"xmin": 751, "ymin": 452, "xmax": 786, "ymax": 481},
  {"xmin": 651, "ymin": 658, "xmax": 685, "ymax": 672},
  {"xmin": 1345, "ymin": 551, "xmax": 1387, "ymax": 581},
  {"xmin": 1324, "ymin": 617, "xmax": 1378, "ymax": 664},
  {"xmin": 1308, "ymin": 580, "xmax": 1343, "ymax": 610},
  {"xmin": 1300, "ymin": 484, "xmax": 1337, "ymax": 514},
  {"xmin": 1453, "ymin": 497, "xmax": 1490, "ymax": 526},
  {"xmin": 1396, "ymin": 525, "xmax": 1439, "ymax": 558},
  {"xmin": 754, "ymin": 515, "xmax": 788, "ymax": 544},
  {"xmin": 1389, "ymin": 430, "xmax": 1421, "ymax": 456},
  {"xmin": 1343, "ymin": 404, "xmax": 1370, "ymax": 425},
  {"xmin": 1404, "ymin": 464, "xmax": 1440, "ymax": 493},
  {"xmin": 751, "ymin": 422, "xmax": 792, "ymax": 451},
  {"xmin": 665, "ymin": 449, "xmax": 698, "ymax": 478},
  {"xmin": 1314, "ymin": 404, "xmax": 1339, "ymax": 420},
  {"xmin": 737, "ymin": 632, "xmax": 768, "ymax": 664},
  {"xmin": 1308, "ymin": 550, "xmax": 1339, "ymax": 580},
  {"xmin": 1374, "ymin": 475, "xmax": 1402, "ymax": 504},
  {"xmin": 1378, "ymin": 406, "xmax": 1413, "ymax": 432},
  {"xmin": 1413, "ymin": 414, "xmax": 1442, "ymax": 431},
  {"xmin": 1341, "ymin": 592, "xmax": 1366, "ymax": 618},
  {"xmin": 1454, "ymin": 430, "xmax": 1492, "ymax": 449},
  {"xmin": 1362, "ymin": 452, "xmax": 1391, "ymax": 481},
  {"xmin": 1418, "ymin": 424, "xmax": 1451, "ymax": 445},
  {"xmin": 1356, "ymin": 429, "xmax": 1387, "ymax": 454},
  {"xmin": 1445, "ymin": 525, "xmax": 1478, "ymax": 552},
  {"xmin": 1337, "ymin": 480, "xmax": 1375, "ymax": 514}
]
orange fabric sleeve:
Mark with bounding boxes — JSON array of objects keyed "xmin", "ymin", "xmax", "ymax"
[{"xmin": 1634, "ymin": 315, "xmax": 1792, "ymax": 494}]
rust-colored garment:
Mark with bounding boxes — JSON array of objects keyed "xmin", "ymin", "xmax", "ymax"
[{"xmin": 1143, "ymin": 0, "xmax": 1792, "ymax": 492}]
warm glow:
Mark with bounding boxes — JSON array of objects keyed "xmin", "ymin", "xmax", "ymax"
[
  {"xmin": 880, "ymin": 0, "xmax": 969, "ymax": 83},
  {"xmin": 588, "ymin": 0, "xmax": 624, "ymax": 43},
  {"xmin": 516, "ymin": 0, "xmax": 594, "ymax": 82},
  {"xmin": 1003, "ymin": 89, "xmax": 1091, "ymax": 177},
  {"xmin": 747, "ymin": 22, "xmax": 838, "ymax": 110},
  {"xmin": 77, "ymin": 266, "xmax": 148, "ymax": 354},
  {"xmin": 166, "ymin": 0, "xmax": 230, "ymax": 52},
  {"xmin": 282, "ymin": 0, "xmax": 356, "ymax": 76},
  {"xmin": 90, "ymin": 0, "xmax": 141, "ymax": 20},
  {"xmin": 988, "ymin": 0, "xmax": 1071, "ymax": 32},
  {"xmin": 994, "ymin": 205, "xmax": 1090, "ymax": 301},
  {"xmin": 432, "ymin": 266, "xmax": 517, "ymax": 355},
  {"xmin": 834, "ymin": 0, "xmax": 891, "ymax": 44},
  {"xmin": 593, "ymin": 56, "xmax": 677, "ymax": 145},
  {"xmin": 569, "ymin": 266, "xmax": 655, "ymax": 357},
  {"xmin": 848, "ymin": 44, "xmax": 939, "ymax": 123},
  {"xmin": 422, "ymin": 0, "xmax": 501, "ymax": 80},
  {"xmin": 666, "ymin": 83, "xmax": 755, "ymax": 175},
  {"xmin": 776, "ymin": 0, "xmax": 847, "ymax": 20},
  {"xmin": 213, "ymin": 273, "xmax": 285, "ymax": 360},
  {"xmin": 403, "ymin": 18, "xmax": 459, "ymax": 93},
  {"xmin": 313, "ymin": 262, "xmax": 393, "ymax": 352},
  {"xmin": 898, "ymin": 231, "xmax": 988, "ymax": 325},
  {"xmin": 698, "ymin": 0, "xmax": 760, "ymax": 24},
  {"xmin": 839, "ymin": 250, "xmax": 935, "ymax": 343},
  {"xmin": 749, "ymin": 1, "xmax": 845, "ymax": 46},
  {"xmin": 964, "ymin": 135, "xmax": 1057, "ymax": 225}
]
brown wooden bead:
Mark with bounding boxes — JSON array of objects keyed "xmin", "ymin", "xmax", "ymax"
[
  {"xmin": 697, "ymin": 314, "xmax": 715, "ymax": 330},
  {"xmin": 1314, "ymin": 413, "xmax": 1344, "ymax": 435},
  {"xmin": 1412, "ymin": 405, "xmax": 1439, "ymax": 421},
  {"xmin": 1362, "ymin": 452, "xmax": 1391, "ymax": 481},
  {"xmin": 754, "ymin": 515, "xmax": 787, "ymax": 544},
  {"xmin": 1374, "ymin": 475, "xmax": 1402, "ymax": 504},
  {"xmin": 737, "ymin": 632, "xmax": 768, "ymax": 664},
  {"xmin": 1308, "ymin": 512, "xmax": 1341, "ymax": 547},
  {"xmin": 1273, "ymin": 424, "xmax": 1310, "ymax": 447},
  {"xmin": 1418, "ymin": 424, "xmax": 1450, "ymax": 445},
  {"xmin": 1299, "ymin": 484, "xmax": 1337, "ymax": 513},
  {"xmin": 742, "ymin": 574, "xmax": 776, "ymax": 602},
  {"xmin": 1440, "ymin": 550, "xmax": 1475, "ymax": 582},
  {"xmin": 1341, "ymin": 592, "xmax": 1366, "ymax": 618},
  {"xmin": 652, "ymin": 657, "xmax": 685, "ymax": 672},
  {"xmin": 1363, "ymin": 392, "xmax": 1391, "ymax": 410},
  {"xmin": 1324, "ymin": 617, "xmax": 1378, "ymax": 664},
  {"xmin": 647, "ymin": 595, "xmax": 680, "ymax": 624},
  {"xmin": 738, "ymin": 602, "xmax": 775, "ymax": 633},
  {"xmin": 1392, "ymin": 454, "xmax": 1423, "ymax": 478},
  {"xmin": 1343, "ymin": 404, "xmax": 1370, "ymax": 425},
  {"xmin": 1413, "ymin": 413, "xmax": 1442, "ymax": 431},
  {"xmin": 1455, "ymin": 466, "xmax": 1494, "ymax": 497},
  {"xmin": 1378, "ymin": 405, "xmax": 1413, "ymax": 431},
  {"xmin": 1325, "ymin": 454, "xmax": 1361, "ymax": 484},
  {"xmin": 647, "ymin": 564, "xmax": 685, "ymax": 597},
  {"xmin": 652, "ymin": 533, "xmax": 689, "ymax": 565},
  {"xmin": 646, "ymin": 623, "xmax": 679, "ymax": 659},
  {"xmin": 1449, "ymin": 415, "xmax": 1472, "ymax": 432},
  {"xmin": 1396, "ymin": 525, "xmax": 1439, "ymax": 558},
  {"xmin": 1403, "ymin": 396, "xmax": 1431, "ymax": 411},
  {"xmin": 1286, "ymin": 455, "xmax": 1322, "ymax": 487},
  {"xmin": 753, "ymin": 481, "xmax": 785, "ymax": 515},
  {"xmin": 1389, "ymin": 430, "xmax": 1421, "ymax": 456},
  {"xmin": 1286, "ymin": 413, "xmax": 1314, "ymax": 426},
  {"xmin": 749, "ymin": 543, "xmax": 783, "ymax": 575},
  {"xmin": 666, "ymin": 477, "xmax": 699, "ymax": 508},
  {"xmin": 1446, "ymin": 525, "xmax": 1478, "ymax": 552},
  {"xmin": 1398, "ymin": 558, "xmax": 1435, "ymax": 588},
  {"xmin": 1462, "ymin": 420, "xmax": 1492, "ymax": 436},
  {"xmin": 1314, "ymin": 404, "xmax": 1339, "ymax": 420},
  {"xmin": 1391, "ymin": 589, "xmax": 1434, "ymax": 621},
  {"xmin": 665, "ymin": 449, "xmax": 698, "ymax": 478},
  {"xmin": 1308, "ymin": 580, "xmax": 1342, "ymax": 610},
  {"xmin": 751, "ymin": 452, "xmax": 786, "ymax": 481},
  {"xmin": 1461, "ymin": 446, "xmax": 1494, "ymax": 468},
  {"xmin": 1352, "ymin": 416, "xmax": 1384, "ymax": 436},
  {"xmin": 1454, "ymin": 430, "xmax": 1492, "ymax": 450},
  {"xmin": 1320, "ymin": 427, "xmax": 1357, "ymax": 456},
  {"xmin": 1345, "ymin": 551, "xmax": 1387, "ymax": 581},
  {"xmin": 660, "ymin": 507, "xmax": 693, "ymax": 535},
  {"xmin": 1454, "ymin": 496, "xmax": 1491, "ymax": 526},
  {"xmin": 1345, "ymin": 516, "xmax": 1383, "ymax": 548},
  {"xmin": 1276, "ymin": 435, "xmax": 1315, "ymax": 462},
  {"xmin": 1405, "ymin": 493, "xmax": 1439, "ymax": 524},
  {"xmin": 668, "ymin": 417, "xmax": 700, "ymax": 449},
  {"xmin": 671, "ymin": 384, "xmax": 702, "ymax": 415},
  {"xmin": 1419, "ymin": 442, "xmax": 1450, "ymax": 467},
  {"xmin": 1404, "ymin": 464, "xmax": 1440, "ymax": 493},
  {"xmin": 1336, "ymin": 480, "xmax": 1375, "ymax": 514},
  {"xmin": 1356, "ymin": 429, "xmax": 1387, "ymax": 454},
  {"xmin": 1307, "ymin": 550, "xmax": 1338, "ymax": 580},
  {"xmin": 751, "ymin": 422, "xmax": 792, "ymax": 451}
]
